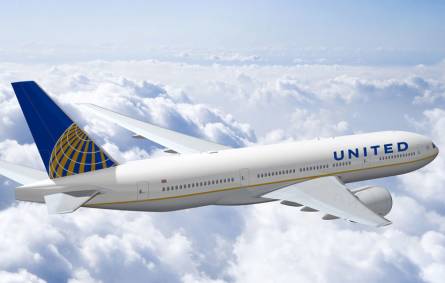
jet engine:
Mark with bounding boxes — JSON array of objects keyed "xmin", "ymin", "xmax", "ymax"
[{"xmin": 352, "ymin": 186, "xmax": 393, "ymax": 216}]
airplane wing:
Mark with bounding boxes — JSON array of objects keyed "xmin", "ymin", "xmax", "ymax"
[
  {"xmin": 80, "ymin": 104, "xmax": 230, "ymax": 154},
  {"xmin": 263, "ymin": 176, "xmax": 391, "ymax": 227},
  {"xmin": 44, "ymin": 190, "xmax": 99, "ymax": 214},
  {"xmin": 0, "ymin": 160, "xmax": 47, "ymax": 185}
]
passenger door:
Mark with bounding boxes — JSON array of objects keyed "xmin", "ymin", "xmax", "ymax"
[
  {"xmin": 137, "ymin": 182, "xmax": 149, "ymax": 200},
  {"xmin": 240, "ymin": 168, "xmax": 249, "ymax": 186}
]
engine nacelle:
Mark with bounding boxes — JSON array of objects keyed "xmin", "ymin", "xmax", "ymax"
[{"xmin": 352, "ymin": 186, "xmax": 393, "ymax": 216}]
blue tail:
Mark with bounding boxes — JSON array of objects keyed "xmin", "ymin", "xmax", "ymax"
[{"xmin": 11, "ymin": 81, "xmax": 118, "ymax": 179}]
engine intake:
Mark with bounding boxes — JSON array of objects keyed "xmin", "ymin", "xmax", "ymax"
[{"xmin": 352, "ymin": 186, "xmax": 393, "ymax": 216}]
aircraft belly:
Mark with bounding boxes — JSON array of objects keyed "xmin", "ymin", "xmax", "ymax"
[
  {"xmin": 87, "ymin": 190, "xmax": 220, "ymax": 212},
  {"xmin": 214, "ymin": 181, "xmax": 297, "ymax": 205},
  {"xmin": 86, "ymin": 181, "xmax": 296, "ymax": 211}
]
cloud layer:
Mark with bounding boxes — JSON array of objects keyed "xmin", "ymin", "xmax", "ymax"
[{"xmin": 0, "ymin": 60, "xmax": 444, "ymax": 283}]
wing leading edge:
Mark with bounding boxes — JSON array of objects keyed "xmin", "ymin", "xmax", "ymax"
[
  {"xmin": 263, "ymin": 176, "xmax": 391, "ymax": 227},
  {"xmin": 80, "ymin": 104, "xmax": 230, "ymax": 154}
]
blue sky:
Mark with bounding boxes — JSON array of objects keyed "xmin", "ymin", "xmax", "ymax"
[
  {"xmin": 0, "ymin": 1, "xmax": 445, "ymax": 283},
  {"xmin": 1, "ymin": 0, "xmax": 444, "ymax": 64}
]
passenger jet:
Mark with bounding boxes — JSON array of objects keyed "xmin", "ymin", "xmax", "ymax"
[{"xmin": 0, "ymin": 81, "xmax": 439, "ymax": 226}]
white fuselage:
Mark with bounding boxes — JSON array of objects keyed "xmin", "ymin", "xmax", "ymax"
[{"xmin": 17, "ymin": 131, "xmax": 439, "ymax": 211}]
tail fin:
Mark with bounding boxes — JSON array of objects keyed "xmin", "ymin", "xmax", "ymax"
[{"xmin": 11, "ymin": 81, "xmax": 118, "ymax": 179}]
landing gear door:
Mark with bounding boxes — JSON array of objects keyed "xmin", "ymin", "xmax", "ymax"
[
  {"xmin": 240, "ymin": 168, "xmax": 249, "ymax": 186},
  {"xmin": 137, "ymin": 183, "xmax": 149, "ymax": 200}
]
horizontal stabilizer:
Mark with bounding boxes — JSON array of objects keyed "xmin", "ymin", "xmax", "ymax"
[
  {"xmin": 80, "ymin": 103, "xmax": 230, "ymax": 154},
  {"xmin": 263, "ymin": 176, "xmax": 391, "ymax": 227},
  {"xmin": 44, "ymin": 190, "xmax": 99, "ymax": 214},
  {"xmin": 0, "ymin": 160, "xmax": 47, "ymax": 185}
]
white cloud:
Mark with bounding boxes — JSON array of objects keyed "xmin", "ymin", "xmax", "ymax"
[
  {"xmin": 399, "ymin": 108, "xmax": 445, "ymax": 204},
  {"xmin": 67, "ymin": 269, "xmax": 101, "ymax": 283},
  {"xmin": 290, "ymin": 108, "xmax": 349, "ymax": 139},
  {"xmin": 0, "ymin": 59, "xmax": 444, "ymax": 283},
  {"xmin": 0, "ymin": 204, "xmax": 234, "ymax": 283},
  {"xmin": 227, "ymin": 202, "xmax": 445, "ymax": 283},
  {"xmin": 0, "ymin": 140, "xmax": 43, "ymax": 170},
  {"xmin": 0, "ymin": 269, "xmax": 46, "ymax": 283}
]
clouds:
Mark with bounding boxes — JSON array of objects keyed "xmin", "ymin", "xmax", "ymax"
[
  {"xmin": 0, "ymin": 269, "xmax": 45, "ymax": 283},
  {"xmin": 398, "ymin": 109, "xmax": 445, "ymax": 205},
  {"xmin": 0, "ymin": 204, "xmax": 225, "ymax": 283},
  {"xmin": 227, "ymin": 201, "xmax": 445, "ymax": 283},
  {"xmin": 0, "ymin": 59, "xmax": 444, "ymax": 283},
  {"xmin": 58, "ymin": 75, "xmax": 255, "ymax": 150}
]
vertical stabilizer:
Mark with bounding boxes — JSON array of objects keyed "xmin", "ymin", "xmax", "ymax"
[{"xmin": 11, "ymin": 81, "xmax": 118, "ymax": 178}]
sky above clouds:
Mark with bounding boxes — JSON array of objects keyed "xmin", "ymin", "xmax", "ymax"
[
  {"xmin": 0, "ymin": 1, "xmax": 445, "ymax": 283},
  {"xmin": 1, "ymin": 0, "xmax": 444, "ymax": 65}
]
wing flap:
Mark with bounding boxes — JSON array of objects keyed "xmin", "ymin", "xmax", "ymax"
[
  {"xmin": 80, "ymin": 104, "xmax": 230, "ymax": 154},
  {"xmin": 263, "ymin": 176, "xmax": 391, "ymax": 227},
  {"xmin": 0, "ymin": 160, "xmax": 47, "ymax": 185},
  {"xmin": 44, "ymin": 190, "xmax": 99, "ymax": 214}
]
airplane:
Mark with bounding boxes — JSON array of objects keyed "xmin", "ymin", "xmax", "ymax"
[{"xmin": 0, "ymin": 81, "xmax": 439, "ymax": 227}]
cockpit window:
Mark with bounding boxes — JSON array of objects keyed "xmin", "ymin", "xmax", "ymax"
[{"xmin": 432, "ymin": 143, "xmax": 437, "ymax": 149}]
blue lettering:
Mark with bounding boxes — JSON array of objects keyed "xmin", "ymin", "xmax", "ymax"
[
  {"xmin": 384, "ymin": 143, "xmax": 393, "ymax": 154},
  {"xmin": 333, "ymin": 150, "xmax": 344, "ymax": 161},
  {"xmin": 397, "ymin": 142, "xmax": 408, "ymax": 152},
  {"xmin": 348, "ymin": 148, "xmax": 359, "ymax": 159},
  {"xmin": 363, "ymin": 147, "xmax": 368, "ymax": 157},
  {"xmin": 370, "ymin": 145, "xmax": 380, "ymax": 155}
]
